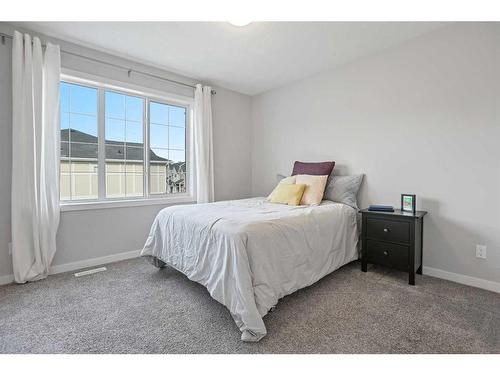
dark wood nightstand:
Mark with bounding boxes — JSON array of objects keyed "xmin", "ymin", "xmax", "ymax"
[{"xmin": 360, "ymin": 208, "xmax": 427, "ymax": 285}]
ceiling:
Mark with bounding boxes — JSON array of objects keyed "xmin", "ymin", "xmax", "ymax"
[{"xmin": 17, "ymin": 22, "xmax": 446, "ymax": 95}]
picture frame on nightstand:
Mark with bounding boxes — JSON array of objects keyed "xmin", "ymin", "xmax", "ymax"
[{"xmin": 401, "ymin": 194, "xmax": 416, "ymax": 213}]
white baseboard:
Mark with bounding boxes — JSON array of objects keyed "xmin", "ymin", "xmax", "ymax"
[
  {"xmin": 0, "ymin": 249, "xmax": 142, "ymax": 286},
  {"xmin": 48, "ymin": 249, "xmax": 142, "ymax": 275},
  {"xmin": 423, "ymin": 266, "xmax": 500, "ymax": 294},
  {"xmin": 0, "ymin": 274, "xmax": 14, "ymax": 285}
]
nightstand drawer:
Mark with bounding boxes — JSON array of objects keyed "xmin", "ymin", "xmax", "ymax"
[
  {"xmin": 366, "ymin": 218, "xmax": 410, "ymax": 244},
  {"xmin": 364, "ymin": 239, "xmax": 409, "ymax": 270}
]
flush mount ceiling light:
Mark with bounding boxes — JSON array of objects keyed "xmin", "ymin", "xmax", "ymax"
[{"xmin": 228, "ymin": 21, "xmax": 252, "ymax": 27}]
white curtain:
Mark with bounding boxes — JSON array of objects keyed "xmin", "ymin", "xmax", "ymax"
[
  {"xmin": 11, "ymin": 31, "xmax": 61, "ymax": 283},
  {"xmin": 194, "ymin": 84, "xmax": 214, "ymax": 203}
]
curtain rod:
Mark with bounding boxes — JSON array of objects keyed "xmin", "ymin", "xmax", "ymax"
[{"xmin": 0, "ymin": 32, "xmax": 216, "ymax": 95}]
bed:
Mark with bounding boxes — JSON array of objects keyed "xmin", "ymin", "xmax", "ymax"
[{"xmin": 141, "ymin": 197, "xmax": 359, "ymax": 342}]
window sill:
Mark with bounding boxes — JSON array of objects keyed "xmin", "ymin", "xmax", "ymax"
[{"xmin": 60, "ymin": 195, "xmax": 196, "ymax": 212}]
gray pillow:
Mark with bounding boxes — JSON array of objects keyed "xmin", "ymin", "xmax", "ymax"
[
  {"xmin": 276, "ymin": 173, "xmax": 288, "ymax": 183},
  {"xmin": 323, "ymin": 174, "xmax": 364, "ymax": 209}
]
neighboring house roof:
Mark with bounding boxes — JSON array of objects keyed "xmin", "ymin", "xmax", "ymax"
[
  {"xmin": 169, "ymin": 161, "xmax": 186, "ymax": 173},
  {"xmin": 61, "ymin": 129, "xmax": 168, "ymax": 162}
]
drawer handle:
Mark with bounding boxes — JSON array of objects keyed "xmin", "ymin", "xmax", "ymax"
[
  {"xmin": 383, "ymin": 228, "xmax": 389, "ymax": 233},
  {"xmin": 383, "ymin": 250, "xmax": 389, "ymax": 256}
]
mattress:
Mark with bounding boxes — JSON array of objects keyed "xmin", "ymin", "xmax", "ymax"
[{"xmin": 141, "ymin": 197, "xmax": 359, "ymax": 341}]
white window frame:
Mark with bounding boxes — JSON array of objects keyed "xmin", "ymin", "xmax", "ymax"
[{"xmin": 60, "ymin": 69, "xmax": 196, "ymax": 211}]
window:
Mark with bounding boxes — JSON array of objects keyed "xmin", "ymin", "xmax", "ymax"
[
  {"xmin": 60, "ymin": 77, "xmax": 191, "ymax": 205},
  {"xmin": 60, "ymin": 82, "xmax": 99, "ymax": 200},
  {"xmin": 149, "ymin": 102, "xmax": 186, "ymax": 195},
  {"xmin": 104, "ymin": 91, "xmax": 145, "ymax": 198}
]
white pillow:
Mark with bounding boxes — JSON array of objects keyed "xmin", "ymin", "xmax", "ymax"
[{"xmin": 295, "ymin": 174, "xmax": 328, "ymax": 205}]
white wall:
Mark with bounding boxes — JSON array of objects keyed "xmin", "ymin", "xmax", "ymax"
[
  {"xmin": 251, "ymin": 23, "xmax": 500, "ymax": 284},
  {"xmin": 0, "ymin": 23, "xmax": 251, "ymax": 280}
]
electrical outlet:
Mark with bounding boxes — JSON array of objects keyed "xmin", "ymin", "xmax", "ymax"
[
  {"xmin": 8, "ymin": 242, "xmax": 12, "ymax": 256},
  {"xmin": 476, "ymin": 245, "xmax": 487, "ymax": 259}
]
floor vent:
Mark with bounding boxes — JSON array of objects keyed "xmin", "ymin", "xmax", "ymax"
[{"xmin": 74, "ymin": 267, "xmax": 107, "ymax": 277}]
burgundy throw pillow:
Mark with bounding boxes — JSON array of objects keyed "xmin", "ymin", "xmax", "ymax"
[{"xmin": 291, "ymin": 161, "xmax": 335, "ymax": 176}]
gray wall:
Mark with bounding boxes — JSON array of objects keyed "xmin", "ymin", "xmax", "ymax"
[
  {"xmin": 251, "ymin": 23, "xmax": 500, "ymax": 283},
  {"xmin": 212, "ymin": 86, "xmax": 252, "ymax": 201},
  {"xmin": 0, "ymin": 23, "xmax": 251, "ymax": 278},
  {"xmin": 2, "ymin": 22, "xmax": 499, "ymax": 286}
]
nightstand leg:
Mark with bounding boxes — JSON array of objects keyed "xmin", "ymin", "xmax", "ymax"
[
  {"xmin": 361, "ymin": 260, "xmax": 367, "ymax": 272},
  {"xmin": 409, "ymin": 271, "xmax": 415, "ymax": 285},
  {"xmin": 419, "ymin": 217, "xmax": 424, "ymax": 275}
]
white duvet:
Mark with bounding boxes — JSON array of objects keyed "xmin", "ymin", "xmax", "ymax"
[{"xmin": 141, "ymin": 197, "xmax": 359, "ymax": 341}]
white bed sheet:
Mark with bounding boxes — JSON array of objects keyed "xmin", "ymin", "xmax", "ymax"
[{"xmin": 141, "ymin": 197, "xmax": 359, "ymax": 341}]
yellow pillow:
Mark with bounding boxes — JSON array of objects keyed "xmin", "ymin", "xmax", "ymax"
[
  {"xmin": 268, "ymin": 183, "xmax": 306, "ymax": 205},
  {"xmin": 267, "ymin": 176, "xmax": 296, "ymax": 200},
  {"xmin": 295, "ymin": 174, "xmax": 328, "ymax": 205}
]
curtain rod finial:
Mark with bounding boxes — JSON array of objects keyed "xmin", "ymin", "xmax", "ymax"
[{"xmin": 211, "ymin": 89, "xmax": 216, "ymax": 95}]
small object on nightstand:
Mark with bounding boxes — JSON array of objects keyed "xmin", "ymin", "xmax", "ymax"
[
  {"xmin": 360, "ymin": 208, "xmax": 427, "ymax": 285},
  {"xmin": 368, "ymin": 205, "xmax": 394, "ymax": 212},
  {"xmin": 401, "ymin": 194, "xmax": 416, "ymax": 213}
]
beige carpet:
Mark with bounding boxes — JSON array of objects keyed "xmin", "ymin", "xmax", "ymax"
[{"xmin": 0, "ymin": 258, "xmax": 498, "ymax": 353}]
